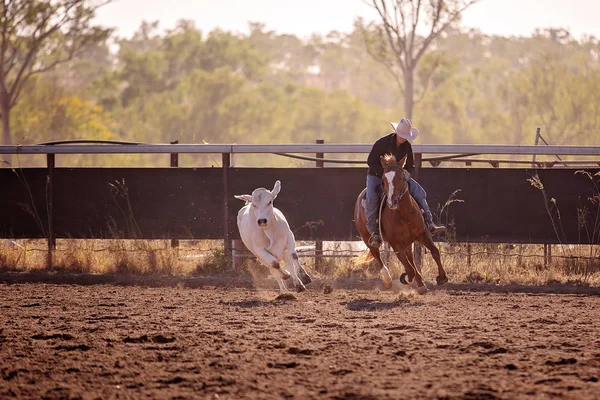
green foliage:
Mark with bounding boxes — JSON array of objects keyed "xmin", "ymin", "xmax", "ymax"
[
  {"xmin": 4, "ymin": 11, "xmax": 600, "ymax": 166},
  {"xmin": 13, "ymin": 76, "xmax": 115, "ymax": 143},
  {"xmin": 0, "ymin": 0, "xmax": 114, "ymax": 146}
]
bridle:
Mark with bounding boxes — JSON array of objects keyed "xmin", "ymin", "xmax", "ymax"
[{"xmin": 383, "ymin": 165, "xmax": 409, "ymax": 206}]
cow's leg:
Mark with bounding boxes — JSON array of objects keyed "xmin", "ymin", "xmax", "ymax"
[
  {"xmin": 284, "ymin": 250, "xmax": 310, "ymax": 292},
  {"xmin": 253, "ymin": 247, "xmax": 291, "ymax": 292},
  {"xmin": 294, "ymin": 253, "xmax": 312, "ymax": 286},
  {"xmin": 419, "ymin": 234, "xmax": 448, "ymax": 285},
  {"xmin": 273, "ymin": 275, "xmax": 288, "ymax": 293},
  {"xmin": 393, "ymin": 244, "xmax": 427, "ymax": 295}
]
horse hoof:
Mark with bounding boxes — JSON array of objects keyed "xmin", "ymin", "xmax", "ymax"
[
  {"xmin": 416, "ymin": 285, "xmax": 428, "ymax": 295},
  {"xmin": 436, "ymin": 275, "xmax": 448, "ymax": 286},
  {"xmin": 399, "ymin": 273, "xmax": 409, "ymax": 285},
  {"xmin": 380, "ymin": 270, "xmax": 392, "ymax": 290},
  {"xmin": 296, "ymin": 285, "xmax": 306, "ymax": 293}
]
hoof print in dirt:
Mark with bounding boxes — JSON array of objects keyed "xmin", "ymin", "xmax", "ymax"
[
  {"xmin": 123, "ymin": 334, "xmax": 176, "ymax": 344},
  {"xmin": 287, "ymin": 347, "xmax": 313, "ymax": 355},
  {"xmin": 323, "ymin": 285, "xmax": 333, "ymax": 294},
  {"xmin": 545, "ymin": 357, "xmax": 577, "ymax": 366},
  {"xmin": 274, "ymin": 293, "xmax": 297, "ymax": 301},
  {"xmin": 31, "ymin": 333, "xmax": 74, "ymax": 341},
  {"xmin": 267, "ymin": 361, "xmax": 298, "ymax": 369},
  {"xmin": 54, "ymin": 344, "xmax": 90, "ymax": 352},
  {"xmin": 153, "ymin": 335, "xmax": 176, "ymax": 344}
]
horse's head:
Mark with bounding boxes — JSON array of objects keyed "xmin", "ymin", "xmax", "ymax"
[
  {"xmin": 234, "ymin": 180, "xmax": 281, "ymax": 228},
  {"xmin": 380, "ymin": 154, "xmax": 409, "ymax": 210}
]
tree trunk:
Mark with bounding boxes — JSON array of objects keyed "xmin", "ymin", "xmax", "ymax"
[
  {"xmin": 403, "ymin": 69, "xmax": 415, "ymax": 120},
  {"xmin": 1, "ymin": 93, "xmax": 12, "ymax": 167}
]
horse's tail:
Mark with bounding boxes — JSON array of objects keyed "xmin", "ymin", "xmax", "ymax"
[{"xmin": 353, "ymin": 248, "xmax": 375, "ymax": 267}]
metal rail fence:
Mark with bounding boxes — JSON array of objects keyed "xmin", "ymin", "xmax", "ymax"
[{"xmin": 1, "ymin": 139, "xmax": 599, "ymax": 269}]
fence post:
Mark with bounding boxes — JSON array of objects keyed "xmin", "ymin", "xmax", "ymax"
[
  {"xmin": 532, "ymin": 127, "xmax": 541, "ymax": 168},
  {"xmin": 222, "ymin": 152, "xmax": 232, "ymax": 266},
  {"xmin": 170, "ymin": 140, "xmax": 179, "ymax": 249},
  {"xmin": 413, "ymin": 152, "xmax": 423, "ymax": 269},
  {"xmin": 46, "ymin": 153, "xmax": 55, "ymax": 269},
  {"xmin": 543, "ymin": 244, "xmax": 552, "ymax": 268},
  {"xmin": 315, "ymin": 139, "xmax": 324, "ymax": 273},
  {"xmin": 467, "ymin": 242, "xmax": 471, "ymax": 268},
  {"xmin": 232, "ymin": 239, "xmax": 245, "ymax": 270}
]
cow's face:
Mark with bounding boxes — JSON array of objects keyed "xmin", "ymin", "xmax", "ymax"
[{"xmin": 235, "ymin": 180, "xmax": 281, "ymax": 228}]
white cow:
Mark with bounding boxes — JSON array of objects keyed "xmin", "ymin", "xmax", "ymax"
[{"xmin": 234, "ymin": 180, "xmax": 312, "ymax": 293}]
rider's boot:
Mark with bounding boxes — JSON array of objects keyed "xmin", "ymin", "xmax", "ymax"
[
  {"xmin": 423, "ymin": 211, "xmax": 445, "ymax": 235},
  {"xmin": 366, "ymin": 198, "xmax": 382, "ymax": 248},
  {"xmin": 368, "ymin": 231, "xmax": 382, "ymax": 248}
]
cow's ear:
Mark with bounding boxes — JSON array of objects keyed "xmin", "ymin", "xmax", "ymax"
[
  {"xmin": 270, "ymin": 180, "xmax": 281, "ymax": 199},
  {"xmin": 234, "ymin": 194, "xmax": 252, "ymax": 203}
]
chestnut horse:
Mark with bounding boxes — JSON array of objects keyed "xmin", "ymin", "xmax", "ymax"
[{"xmin": 354, "ymin": 154, "xmax": 448, "ymax": 294}]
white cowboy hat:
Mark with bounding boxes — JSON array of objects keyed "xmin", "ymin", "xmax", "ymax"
[{"xmin": 389, "ymin": 118, "xmax": 419, "ymax": 141}]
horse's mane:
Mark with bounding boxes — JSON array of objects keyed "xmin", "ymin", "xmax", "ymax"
[
  {"xmin": 383, "ymin": 153, "xmax": 406, "ymax": 169},
  {"xmin": 383, "ymin": 153, "xmax": 397, "ymax": 164}
]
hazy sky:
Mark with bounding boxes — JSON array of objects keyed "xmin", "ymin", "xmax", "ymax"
[{"xmin": 94, "ymin": 0, "xmax": 600, "ymax": 41}]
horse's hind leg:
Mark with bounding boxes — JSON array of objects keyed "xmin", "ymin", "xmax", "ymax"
[
  {"xmin": 394, "ymin": 244, "xmax": 427, "ymax": 295},
  {"xmin": 419, "ymin": 235, "xmax": 448, "ymax": 286}
]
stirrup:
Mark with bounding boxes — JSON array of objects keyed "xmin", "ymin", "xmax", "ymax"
[
  {"xmin": 427, "ymin": 222, "xmax": 446, "ymax": 235},
  {"xmin": 368, "ymin": 233, "xmax": 382, "ymax": 247}
]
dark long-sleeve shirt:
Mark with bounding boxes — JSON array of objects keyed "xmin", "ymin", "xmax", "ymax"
[{"xmin": 367, "ymin": 133, "xmax": 415, "ymax": 178}]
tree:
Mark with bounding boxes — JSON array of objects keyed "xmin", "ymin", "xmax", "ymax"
[
  {"xmin": 498, "ymin": 51, "xmax": 600, "ymax": 146},
  {"xmin": 0, "ymin": 0, "xmax": 113, "ymax": 148},
  {"xmin": 12, "ymin": 74, "xmax": 114, "ymax": 141},
  {"xmin": 357, "ymin": 0, "xmax": 479, "ymax": 119}
]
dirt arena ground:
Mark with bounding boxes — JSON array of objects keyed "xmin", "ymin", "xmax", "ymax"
[{"xmin": 1, "ymin": 273, "xmax": 599, "ymax": 400}]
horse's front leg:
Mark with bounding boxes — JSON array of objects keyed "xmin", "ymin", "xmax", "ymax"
[
  {"xmin": 393, "ymin": 244, "xmax": 427, "ymax": 295},
  {"xmin": 419, "ymin": 234, "xmax": 448, "ymax": 286},
  {"xmin": 370, "ymin": 245, "xmax": 392, "ymax": 290},
  {"xmin": 359, "ymin": 229, "xmax": 392, "ymax": 289}
]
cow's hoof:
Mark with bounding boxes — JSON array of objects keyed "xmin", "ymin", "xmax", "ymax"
[{"xmin": 299, "ymin": 271, "xmax": 312, "ymax": 285}]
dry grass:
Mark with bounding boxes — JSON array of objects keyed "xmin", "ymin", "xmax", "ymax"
[
  {"xmin": 423, "ymin": 242, "xmax": 600, "ymax": 286},
  {"xmin": 5, "ymin": 160, "xmax": 598, "ymax": 287},
  {"xmin": 0, "ymin": 239, "xmax": 226, "ymax": 276},
  {"xmin": 1, "ymin": 239, "xmax": 598, "ymax": 287}
]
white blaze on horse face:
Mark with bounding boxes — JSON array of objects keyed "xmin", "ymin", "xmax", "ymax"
[
  {"xmin": 251, "ymin": 188, "xmax": 275, "ymax": 227},
  {"xmin": 384, "ymin": 170, "xmax": 396, "ymax": 207}
]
